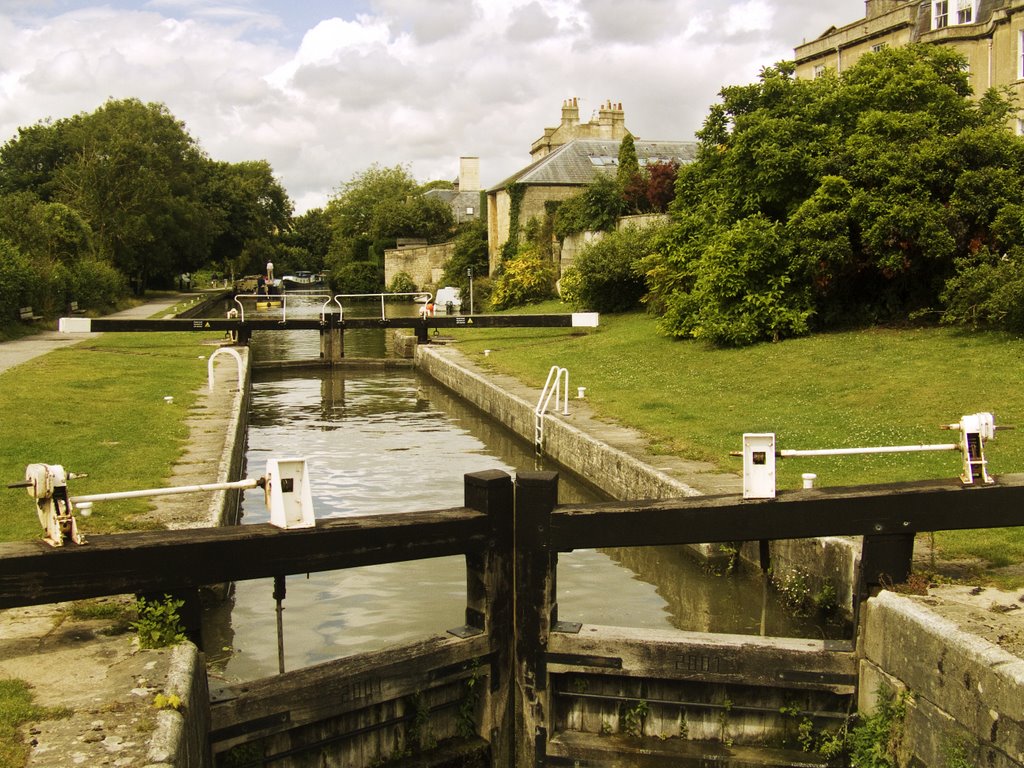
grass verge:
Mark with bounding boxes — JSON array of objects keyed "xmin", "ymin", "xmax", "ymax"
[
  {"xmin": 1, "ymin": 330, "xmax": 220, "ymax": 542},
  {"xmin": 449, "ymin": 301, "xmax": 1024, "ymax": 586}
]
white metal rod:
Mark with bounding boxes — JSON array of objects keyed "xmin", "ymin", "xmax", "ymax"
[
  {"xmin": 780, "ymin": 443, "xmax": 959, "ymax": 458},
  {"xmin": 70, "ymin": 478, "xmax": 260, "ymax": 503}
]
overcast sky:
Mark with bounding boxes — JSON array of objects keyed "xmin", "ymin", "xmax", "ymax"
[{"xmin": 0, "ymin": 0, "xmax": 864, "ymax": 213}]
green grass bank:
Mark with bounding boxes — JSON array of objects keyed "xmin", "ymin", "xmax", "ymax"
[
  {"xmin": 0, "ymin": 331, "xmax": 220, "ymax": 542},
  {"xmin": 448, "ymin": 302, "xmax": 1024, "ymax": 586}
]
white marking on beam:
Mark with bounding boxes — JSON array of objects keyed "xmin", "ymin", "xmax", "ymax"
[
  {"xmin": 571, "ymin": 313, "xmax": 599, "ymax": 327},
  {"xmin": 59, "ymin": 317, "xmax": 92, "ymax": 333}
]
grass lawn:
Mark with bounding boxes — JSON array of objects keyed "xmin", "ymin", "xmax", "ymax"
[
  {"xmin": 450, "ymin": 301, "xmax": 1024, "ymax": 585},
  {"xmin": 0, "ymin": 331, "xmax": 220, "ymax": 542}
]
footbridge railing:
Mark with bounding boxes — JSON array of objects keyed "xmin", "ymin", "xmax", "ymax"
[{"xmin": 3, "ymin": 471, "xmax": 1024, "ymax": 766}]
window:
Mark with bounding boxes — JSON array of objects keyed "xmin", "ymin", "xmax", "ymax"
[
  {"xmin": 466, "ymin": 206, "xmax": 474, "ymax": 215},
  {"xmin": 1020, "ymin": 31, "xmax": 1024, "ymax": 79},
  {"xmin": 934, "ymin": 1, "xmax": 948, "ymax": 28},
  {"xmin": 1018, "ymin": 117, "xmax": 1024, "ymax": 137},
  {"xmin": 871, "ymin": 43, "xmax": 888, "ymax": 53},
  {"xmin": 956, "ymin": 0, "xmax": 973, "ymax": 24},
  {"xmin": 813, "ymin": 64, "xmax": 826, "ymax": 78}
]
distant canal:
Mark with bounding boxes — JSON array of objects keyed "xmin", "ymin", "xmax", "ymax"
[{"xmin": 202, "ymin": 311, "xmax": 843, "ymax": 683}]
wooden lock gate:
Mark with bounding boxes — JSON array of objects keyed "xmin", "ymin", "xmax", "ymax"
[{"xmin": 3, "ymin": 471, "xmax": 1024, "ymax": 766}]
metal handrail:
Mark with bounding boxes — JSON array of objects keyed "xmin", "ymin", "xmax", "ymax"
[
  {"xmin": 331, "ymin": 292, "xmax": 432, "ymax": 321},
  {"xmin": 233, "ymin": 293, "xmax": 333, "ymax": 323},
  {"xmin": 535, "ymin": 366, "xmax": 569, "ymax": 453}
]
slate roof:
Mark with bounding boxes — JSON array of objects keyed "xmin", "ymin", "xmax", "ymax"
[
  {"xmin": 488, "ymin": 139, "xmax": 698, "ymax": 192},
  {"xmin": 424, "ymin": 189, "xmax": 481, "ymax": 207}
]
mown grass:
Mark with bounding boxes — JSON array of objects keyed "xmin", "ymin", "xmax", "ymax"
[
  {"xmin": 0, "ymin": 331, "xmax": 220, "ymax": 542},
  {"xmin": 451, "ymin": 301, "xmax": 1024, "ymax": 585}
]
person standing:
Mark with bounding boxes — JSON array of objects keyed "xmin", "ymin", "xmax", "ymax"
[{"xmin": 266, "ymin": 260, "xmax": 274, "ymax": 280}]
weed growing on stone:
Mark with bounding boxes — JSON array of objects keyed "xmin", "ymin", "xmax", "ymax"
[
  {"xmin": 131, "ymin": 594, "xmax": 187, "ymax": 649},
  {"xmin": 847, "ymin": 685, "xmax": 910, "ymax": 768}
]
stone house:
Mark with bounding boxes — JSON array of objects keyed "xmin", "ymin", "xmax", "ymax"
[
  {"xmin": 486, "ymin": 100, "xmax": 696, "ymax": 274},
  {"xmin": 423, "ymin": 156, "xmax": 484, "ymax": 225},
  {"xmin": 794, "ymin": 0, "xmax": 1024, "ymax": 134}
]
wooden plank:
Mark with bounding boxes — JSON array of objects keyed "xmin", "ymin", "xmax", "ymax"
[
  {"xmin": 513, "ymin": 472, "xmax": 559, "ymax": 768},
  {"xmin": 0, "ymin": 508, "xmax": 489, "ymax": 609},
  {"xmin": 463, "ymin": 471, "xmax": 515, "ymax": 767},
  {"xmin": 550, "ymin": 473, "xmax": 1024, "ymax": 551},
  {"xmin": 209, "ymin": 633, "xmax": 490, "ymax": 752},
  {"xmin": 547, "ymin": 625, "xmax": 856, "ymax": 693},
  {"xmin": 547, "ymin": 731, "xmax": 835, "ymax": 767}
]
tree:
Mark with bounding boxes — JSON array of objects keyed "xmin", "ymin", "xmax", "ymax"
[
  {"xmin": 206, "ymin": 160, "xmax": 293, "ymax": 279},
  {"xmin": 617, "ymin": 134, "xmax": 646, "ymax": 213},
  {"xmin": 553, "ymin": 173, "xmax": 623, "ymax": 238},
  {"xmin": 284, "ymin": 208, "xmax": 332, "ymax": 273},
  {"xmin": 642, "ymin": 45, "xmax": 1024, "ymax": 345},
  {"xmin": 644, "ymin": 161, "xmax": 680, "ymax": 212},
  {"xmin": 441, "ymin": 218, "xmax": 489, "ymax": 293},
  {"xmin": 324, "ymin": 164, "xmax": 456, "ymax": 291},
  {"xmin": 51, "ymin": 98, "xmax": 218, "ymax": 291}
]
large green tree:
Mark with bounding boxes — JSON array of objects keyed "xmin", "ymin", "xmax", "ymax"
[
  {"xmin": 0, "ymin": 98, "xmax": 293, "ymax": 296},
  {"xmin": 324, "ymin": 164, "xmax": 455, "ymax": 291},
  {"xmin": 206, "ymin": 159, "xmax": 293, "ymax": 280},
  {"xmin": 643, "ymin": 46, "xmax": 1024, "ymax": 345},
  {"xmin": 52, "ymin": 99, "xmax": 217, "ymax": 291}
]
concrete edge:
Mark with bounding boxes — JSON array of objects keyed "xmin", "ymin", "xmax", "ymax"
[{"xmin": 146, "ymin": 643, "xmax": 211, "ymax": 767}]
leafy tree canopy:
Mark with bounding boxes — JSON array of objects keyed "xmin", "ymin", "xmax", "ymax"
[
  {"xmin": 643, "ymin": 45, "xmax": 1024, "ymax": 345},
  {"xmin": 324, "ymin": 164, "xmax": 456, "ymax": 288},
  {"xmin": 0, "ymin": 98, "xmax": 292, "ymax": 293}
]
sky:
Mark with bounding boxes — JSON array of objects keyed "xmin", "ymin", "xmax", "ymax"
[{"xmin": 0, "ymin": 0, "xmax": 865, "ymax": 214}]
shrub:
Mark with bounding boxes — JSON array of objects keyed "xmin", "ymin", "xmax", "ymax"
[
  {"xmin": 330, "ymin": 261, "xmax": 382, "ymax": 294},
  {"xmin": 490, "ymin": 245, "xmax": 556, "ymax": 310},
  {"xmin": 560, "ymin": 225, "xmax": 661, "ymax": 312},
  {"xmin": 939, "ymin": 247, "xmax": 1024, "ymax": 330},
  {"xmin": 654, "ymin": 215, "xmax": 814, "ymax": 346},
  {"xmin": 387, "ymin": 271, "xmax": 417, "ymax": 294},
  {"xmin": 67, "ymin": 258, "xmax": 128, "ymax": 312}
]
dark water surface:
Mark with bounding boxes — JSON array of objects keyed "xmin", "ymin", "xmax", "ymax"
[{"xmin": 203, "ymin": 324, "xmax": 840, "ymax": 683}]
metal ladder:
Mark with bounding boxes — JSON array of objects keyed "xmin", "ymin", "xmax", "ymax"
[{"xmin": 535, "ymin": 366, "xmax": 569, "ymax": 454}]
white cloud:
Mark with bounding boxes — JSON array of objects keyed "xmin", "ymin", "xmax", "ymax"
[
  {"xmin": 724, "ymin": 0, "xmax": 775, "ymax": 36},
  {"xmin": 0, "ymin": 0, "xmax": 865, "ymax": 212}
]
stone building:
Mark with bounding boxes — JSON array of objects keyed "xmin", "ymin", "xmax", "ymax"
[
  {"xmin": 486, "ymin": 100, "xmax": 696, "ymax": 273},
  {"xmin": 423, "ymin": 156, "xmax": 484, "ymax": 225},
  {"xmin": 794, "ymin": 0, "xmax": 1024, "ymax": 134}
]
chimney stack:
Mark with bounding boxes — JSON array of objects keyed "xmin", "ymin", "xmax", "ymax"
[
  {"xmin": 459, "ymin": 157, "xmax": 480, "ymax": 192},
  {"xmin": 561, "ymin": 97, "xmax": 580, "ymax": 127}
]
